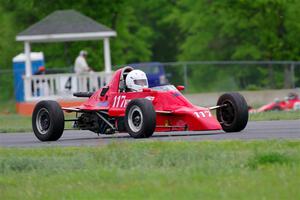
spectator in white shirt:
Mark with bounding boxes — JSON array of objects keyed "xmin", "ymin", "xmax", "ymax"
[
  {"xmin": 74, "ymin": 50, "xmax": 93, "ymax": 74},
  {"xmin": 74, "ymin": 50, "xmax": 99, "ymax": 91}
]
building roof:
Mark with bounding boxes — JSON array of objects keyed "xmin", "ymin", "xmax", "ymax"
[{"xmin": 16, "ymin": 10, "xmax": 116, "ymax": 42}]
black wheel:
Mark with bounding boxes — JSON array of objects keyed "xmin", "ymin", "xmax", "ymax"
[
  {"xmin": 271, "ymin": 105, "xmax": 282, "ymax": 111},
  {"xmin": 216, "ymin": 92, "xmax": 248, "ymax": 132},
  {"xmin": 125, "ymin": 99, "xmax": 156, "ymax": 138},
  {"xmin": 32, "ymin": 100, "xmax": 65, "ymax": 141}
]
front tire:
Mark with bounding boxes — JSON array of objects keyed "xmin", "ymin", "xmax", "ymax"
[
  {"xmin": 32, "ymin": 100, "xmax": 65, "ymax": 141},
  {"xmin": 216, "ymin": 93, "xmax": 248, "ymax": 132},
  {"xmin": 125, "ymin": 99, "xmax": 156, "ymax": 138}
]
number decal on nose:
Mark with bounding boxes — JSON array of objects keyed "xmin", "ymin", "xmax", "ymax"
[{"xmin": 194, "ymin": 111, "xmax": 212, "ymax": 118}]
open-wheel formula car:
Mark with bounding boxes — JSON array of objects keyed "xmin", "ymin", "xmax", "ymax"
[
  {"xmin": 250, "ymin": 92, "xmax": 300, "ymax": 113},
  {"xmin": 32, "ymin": 66, "xmax": 249, "ymax": 141}
]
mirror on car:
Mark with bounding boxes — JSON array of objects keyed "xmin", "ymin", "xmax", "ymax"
[{"xmin": 176, "ymin": 85, "xmax": 185, "ymax": 91}]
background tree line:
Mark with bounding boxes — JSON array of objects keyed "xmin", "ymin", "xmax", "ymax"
[{"xmin": 0, "ymin": 0, "xmax": 300, "ymax": 99}]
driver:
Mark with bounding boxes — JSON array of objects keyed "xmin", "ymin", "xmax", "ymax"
[
  {"xmin": 287, "ymin": 92, "xmax": 299, "ymax": 100},
  {"xmin": 125, "ymin": 69, "xmax": 148, "ymax": 92}
]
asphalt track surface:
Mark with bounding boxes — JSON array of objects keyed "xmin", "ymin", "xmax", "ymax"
[{"xmin": 0, "ymin": 120, "xmax": 299, "ymax": 147}]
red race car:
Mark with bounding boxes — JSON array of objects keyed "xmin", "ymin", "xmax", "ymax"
[
  {"xmin": 250, "ymin": 92, "xmax": 300, "ymax": 113},
  {"xmin": 32, "ymin": 66, "xmax": 249, "ymax": 141}
]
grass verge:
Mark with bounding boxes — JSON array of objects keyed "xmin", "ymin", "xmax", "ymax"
[
  {"xmin": 1, "ymin": 140, "xmax": 300, "ymax": 199},
  {"xmin": 249, "ymin": 110, "xmax": 300, "ymax": 121},
  {"xmin": 0, "ymin": 114, "xmax": 31, "ymax": 133}
]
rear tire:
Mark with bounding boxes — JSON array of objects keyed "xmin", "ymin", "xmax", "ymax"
[
  {"xmin": 32, "ymin": 100, "xmax": 65, "ymax": 141},
  {"xmin": 125, "ymin": 99, "xmax": 156, "ymax": 138},
  {"xmin": 216, "ymin": 93, "xmax": 248, "ymax": 132}
]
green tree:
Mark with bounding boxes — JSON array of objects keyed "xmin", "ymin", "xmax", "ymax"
[
  {"xmin": 132, "ymin": 0, "xmax": 182, "ymax": 62},
  {"xmin": 0, "ymin": 0, "xmax": 160, "ymax": 100},
  {"xmin": 171, "ymin": 0, "xmax": 300, "ymax": 90},
  {"xmin": 0, "ymin": 0, "xmax": 155, "ymax": 70}
]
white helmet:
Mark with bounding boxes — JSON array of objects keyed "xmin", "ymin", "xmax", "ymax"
[{"xmin": 125, "ymin": 69, "xmax": 148, "ymax": 91}]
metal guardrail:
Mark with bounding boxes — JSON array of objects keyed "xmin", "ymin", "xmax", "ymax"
[
  {"xmin": 162, "ymin": 60, "xmax": 300, "ymax": 65},
  {"xmin": 1, "ymin": 60, "xmax": 299, "ymax": 101},
  {"xmin": 113, "ymin": 60, "xmax": 300, "ymax": 92},
  {"xmin": 23, "ymin": 72, "xmax": 113, "ymax": 101},
  {"xmin": 160, "ymin": 61, "xmax": 299, "ymax": 91}
]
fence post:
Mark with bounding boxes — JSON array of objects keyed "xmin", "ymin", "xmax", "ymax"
[
  {"xmin": 23, "ymin": 76, "xmax": 31, "ymax": 101},
  {"xmin": 291, "ymin": 63, "xmax": 295, "ymax": 88},
  {"xmin": 183, "ymin": 64, "xmax": 188, "ymax": 91}
]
